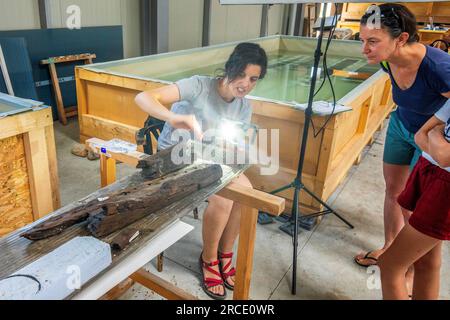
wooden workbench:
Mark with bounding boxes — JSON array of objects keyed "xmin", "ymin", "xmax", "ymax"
[
  {"xmin": 0, "ymin": 148, "xmax": 284, "ymax": 300},
  {"xmin": 418, "ymin": 29, "xmax": 450, "ymax": 46},
  {"xmin": 0, "ymin": 107, "xmax": 60, "ymax": 237}
]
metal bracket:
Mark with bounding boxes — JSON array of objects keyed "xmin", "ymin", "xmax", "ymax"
[{"xmin": 35, "ymin": 76, "xmax": 75, "ymax": 87}]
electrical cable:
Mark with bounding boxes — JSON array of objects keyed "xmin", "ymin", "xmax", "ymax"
[{"xmin": 311, "ymin": 4, "xmax": 339, "ymax": 138}]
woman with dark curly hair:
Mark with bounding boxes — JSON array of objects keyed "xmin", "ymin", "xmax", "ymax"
[{"xmin": 135, "ymin": 42, "xmax": 268, "ymax": 300}]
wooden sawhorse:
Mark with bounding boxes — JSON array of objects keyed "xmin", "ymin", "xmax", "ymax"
[{"xmin": 41, "ymin": 53, "xmax": 96, "ymax": 125}]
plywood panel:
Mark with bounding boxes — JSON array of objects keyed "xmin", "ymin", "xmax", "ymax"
[{"xmin": 0, "ymin": 135, "xmax": 33, "ymax": 237}]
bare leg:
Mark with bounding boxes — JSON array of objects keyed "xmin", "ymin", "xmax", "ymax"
[
  {"xmin": 355, "ymin": 163, "xmax": 410, "ymax": 264},
  {"xmin": 218, "ymin": 174, "xmax": 253, "ymax": 288},
  {"xmin": 378, "ymin": 223, "xmax": 441, "ymax": 300},
  {"xmin": 201, "ymin": 194, "xmax": 233, "ymax": 296},
  {"xmin": 412, "ymin": 242, "xmax": 442, "ymax": 300},
  {"xmin": 401, "ymin": 208, "xmax": 414, "ymax": 296},
  {"xmin": 201, "ymin": 174, "xmax": 253, "ymax": 295}
]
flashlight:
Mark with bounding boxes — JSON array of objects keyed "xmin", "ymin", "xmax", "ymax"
[{"xmin": 217, "ymin": 119, "xmax": 258, "ymax": 146}]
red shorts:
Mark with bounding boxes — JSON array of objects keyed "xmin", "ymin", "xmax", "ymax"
[{"xmin": 398, "ymin": 156, "xmax": 450, "ymax": 241}]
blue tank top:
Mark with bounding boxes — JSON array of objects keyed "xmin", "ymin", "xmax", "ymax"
[{"xmin": 381, "ymin": 46, "xmax": 450, "ymax": 133}]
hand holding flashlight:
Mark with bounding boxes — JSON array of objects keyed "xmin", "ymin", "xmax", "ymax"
[{"xmin": 168, "ymin": 113, "xmax": 203, "ymax": 140}]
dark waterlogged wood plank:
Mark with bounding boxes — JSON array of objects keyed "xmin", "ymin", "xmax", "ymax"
[
  {"xmin": 22, "ymin": 164, "xmax": 222, "ymax": 240},
  {"xmin": 0, "ymin": 160, "xmax": 247, "ymax": 297}
]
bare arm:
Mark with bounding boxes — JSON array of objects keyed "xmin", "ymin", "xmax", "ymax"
[
  {"xmin": 414, "ymin": 115, "xmax": 443, "ymax": 154},
  {"xmin": 135, "ymin": 84, "xmax": 180, "ymax": 122},
  {"xmin": 135, "ymin": 84, "xmax": 202, "ymax": 138},
  {"xmin": 415, "ymin": 106, "xmax": 450, "ymax": 167},
  {"xmin": 427, "ymin": 124, "xmax": 450, "ymax": 167}
]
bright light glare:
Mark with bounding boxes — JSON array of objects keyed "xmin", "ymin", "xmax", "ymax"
[{"xmin": 219, "ymin": 121, "xmax": 239, "ymax": 143}]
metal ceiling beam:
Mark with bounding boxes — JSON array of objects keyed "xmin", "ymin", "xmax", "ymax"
[
  {"xmin": 202, "ymin": 0, "xmax": 211, "ymax": 46},
  {"xmin": 140, "ymin": 0, "xmax": 169, "ymax": 55},
  {"xmin": 260, "ymin": 4, "xmax": 269, "ymax": 37},
  {"xmin": 38, "ymin": 0, "xmax": 51, "ymax": 29}
]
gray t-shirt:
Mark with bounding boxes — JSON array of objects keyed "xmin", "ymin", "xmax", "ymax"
[
  {"xmin": 158, "ymin": 75, "xmax": 252, "ymax": 150},
  {"xmin": 422, "ymin": 99, "xmax": 450, "ymax": 172}
]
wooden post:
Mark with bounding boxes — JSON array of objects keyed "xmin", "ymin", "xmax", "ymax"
[
  {"xmin": 233, "ymin": 205, "xmax": 258, "ymax": 300},
  {"xmin": 44, "ymin": 125, "xmax": 61, "ymax": 210},
  {"xmin": 23, "ymin": 128, "xmax": 54, "ymax": 220},
  {"xmin": 48, "ymin": 63, "xmax": 67, "ymax": 125},
  {"xmin": 100, "ymin": 154, "xmax": 116, "ymax": 188},
  {"xmin": 131, "ymin": 268, "xmax": 198, "ymax": 300},
  {"xmin": 354, "ymin": 153, "xmax": 362, "ymax": 166},
  {"xmin": 99, "ymin": 278, "xmax": 135, "ymax": 300},
  {"xmin": 157, "ymin": 252, "xmax": 164, "ymax": 272}
]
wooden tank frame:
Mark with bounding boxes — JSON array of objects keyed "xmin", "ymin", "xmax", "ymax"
[
  {"xmin": 0, "ymin": 107, "xmax": 60, "ymax": 236},
  {"xmin": 75, "ymin": 35, "xmax": 394, "ymax": 214}
]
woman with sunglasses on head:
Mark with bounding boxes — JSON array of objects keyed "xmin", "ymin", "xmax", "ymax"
[
  {"xmin": 355, "ymin": 3, "xmax": 450, "ymax": 298},
  {"xmin": 135, "ymin": 42, "xmax": 268, "ymax": 300}
]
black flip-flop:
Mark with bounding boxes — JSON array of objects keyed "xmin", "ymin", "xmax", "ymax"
[{"xmin": 354, "ymin": 251, "xmax": 378, "ymax": 267}]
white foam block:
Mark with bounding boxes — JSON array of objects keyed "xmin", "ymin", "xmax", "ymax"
[
  {"xmin": 0, "ymin": 237, "xmax": 112, "ymax": 300},
  {"xmin": 294, "ymin": 100, "xmax": 352, "ymax": 116}
]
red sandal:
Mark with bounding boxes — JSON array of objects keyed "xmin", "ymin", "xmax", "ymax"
[
  {"xmin": 218, "ymin": 251, "xmax": 236, "ymax": 291},
  {"xmin": 199, "ymin": 254, "xmax": 227, "ymax": 300}
]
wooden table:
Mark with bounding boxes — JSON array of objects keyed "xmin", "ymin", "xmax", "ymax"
[
  {"xmin": 87, "ymin": 138, "xmax": 285, "ymax": 300},
  {"xmin": 0, "ymin": 139, "xmax": 284, "ymax": 300},
  {"xmin": 418, "ymin": 29, "xmax": 450, "ymax": 45}
]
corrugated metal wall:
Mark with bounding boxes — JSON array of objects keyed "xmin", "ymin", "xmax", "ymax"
[
  {"xmin": 0, "ymin": 0, "xmax": 141, "ymax": 58},
  {"xmin": 168, "ymin": 0, "xmax": 204, "ymax": 52},
  {"xmin": 0, "ymin": 0, "xmax": 41, "ymax": 30},
  {"xmin": 0, "ymin": 0, "xmax": 285, "ymax": 57}
]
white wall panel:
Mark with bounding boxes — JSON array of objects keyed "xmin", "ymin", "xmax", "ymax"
[
  {"xmin": 210, "ymin": 1, "xmax": 262, "ymax": 45},
  {"xmin": 0, "ymin": 0, "xmax": 40, "ymax": 30},
  {"xmin": 267, "ymin": 4, "xmax": 284, "ymax": 36},
  {"xmin": 168, "ymin": 0, "xmax": 203, "ymax": 52},
  {"xmin": 120, "ymin": 0, "xmax": 141, "ymax": 58}
]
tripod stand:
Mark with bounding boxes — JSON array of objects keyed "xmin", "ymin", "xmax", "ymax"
[{"xmin": 270, "ymin": 3, "xmax": 354, "ymax": 295}]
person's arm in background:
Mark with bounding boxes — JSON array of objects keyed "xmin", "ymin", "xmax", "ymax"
[
  {"xmin": 415, "ymin": 98, "xmax": 450, "ymax": 168},
  {"xmin": 427, "ymin": 123, "xmax": 450, "ymax": 167},
  {"xmin": 414, "ymin": 116, "xmax": 443, "ymax": 154},
  {"xmin": 135, "ymin": 84, "xmax": 203, "ymax": 139}
]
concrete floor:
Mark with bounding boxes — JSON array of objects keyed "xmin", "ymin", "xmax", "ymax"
[{"xmin": 55, "ymin": 118, "xmax": 449, "ymax": 300}]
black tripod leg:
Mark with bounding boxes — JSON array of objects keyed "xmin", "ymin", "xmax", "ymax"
[
  {"xmin": 301, "ymin": 186, "xmax": 354, "ymax": 229},
  {"xmin": 292, "ymin": 187, "xmax": 300, "ymax": 295}
]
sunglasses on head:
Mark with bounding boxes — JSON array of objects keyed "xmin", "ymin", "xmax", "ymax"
[{"xmin": 363, "ymin": 6, "xmax": 404, "ymax": 31}]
